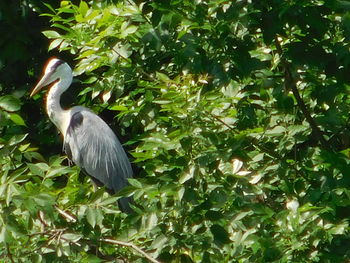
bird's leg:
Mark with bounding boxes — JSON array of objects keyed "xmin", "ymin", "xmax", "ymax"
[
  {"xmin": 62, "ymin": 144, "xmax": 74, "ymax": 166},
  {"xmin": 67, "ymin": 159, "xmax": 73, "ymax": 166}
]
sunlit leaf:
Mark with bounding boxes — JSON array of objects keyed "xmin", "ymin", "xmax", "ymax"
[
  {"xmin": 9, "ymin": 113, "xmax": 26, "ymax": 126},
  {"xmin": 48, "ymin": 38, "xmax": 63, "ymax": 51},
  {"xmin": 8, "ymin": 134, "xmax": 28, "ymax": 146},
  {"xmin": 0, "ymin": 95, "xmax": 21, "ymax": 112},
  {"xmin": 42, "ymin": 30, "xmax": 60, "ymax": 39},
  {"xmin": 109, "ymin": 105, "xmax": 128, "ymax": 111},
  {"xmin": 79, "ymin": 1, "xmax": 89, "ymax": 17}
]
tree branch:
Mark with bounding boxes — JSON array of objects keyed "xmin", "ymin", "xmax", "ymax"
[
  {"xmin": 55, "ymin": 205, "xmax": 77, "ymax": 223},
  {"xmin": 52, "ymin": 206, "xmax": 160, "ymax": 263},
  {"xmin": 101, "ymin": 238, "xmax": 161, "ymax": 263},
  {"xmin": 274, "ymin": 36, "xmax": 329, "ymax": 149},
  {"xmin": 29, "ymin": 228, "xmax": 68, "ymax": 237},
  {"xmin": 6, "ymin": 246, "xmax": 15, "ymax": 263},
  {"xmin": 205, "ymin": 110, "xmax": 280, "ymax": 159}
]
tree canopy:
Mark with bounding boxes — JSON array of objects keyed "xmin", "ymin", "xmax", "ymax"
[{"xmin": 1, "ymin": 0, "xmax": 350, "ymax": 262}]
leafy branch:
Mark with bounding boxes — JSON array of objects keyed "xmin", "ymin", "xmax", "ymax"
[
  {"xmin": 32, "ymin": 208, "xmax": 161, "ymax": 263},
  {"xmin": 206, "ymin": 110, "xmax": 279, "ymax": 159},
  {"xmin": 274, "ymin": 36, "xmax": 329, "ymax": 150}
]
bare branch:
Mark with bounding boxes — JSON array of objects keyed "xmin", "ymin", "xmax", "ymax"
[
  {"xmin": 29, "ymin": 228, "xmax": 68, "ymax": 237},
  {"xmin": 38, "ymin": 210, "xmax": 48, "ymax": 231},
  {"xmin": 6, "ymin": 246, "xmax": 15, "ymax": 263},
  {"xmin": 52, "ymin": 206, "xmax": 159, "ymax": 262},
  {"xmin": 55, "ymin": 205, "xmax": 77, "ymax": 223},
  {"xmin": 101, "ymin": 238, "xmax": 161, "ymax": 263}
]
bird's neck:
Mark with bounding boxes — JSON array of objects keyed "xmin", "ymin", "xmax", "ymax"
[{"xmin": 46, "ymin": 77, "xmax": 72, "ymax": 135}]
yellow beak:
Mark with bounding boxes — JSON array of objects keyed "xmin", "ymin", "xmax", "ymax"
[{"xmin": 30, "ymin": 72, "xmax": 55, "ymax": 97}]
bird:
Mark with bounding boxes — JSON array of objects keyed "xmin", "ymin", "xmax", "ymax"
[{"xmin": 30, "ymin": 58, "xmax": 133, "ymax": 213}]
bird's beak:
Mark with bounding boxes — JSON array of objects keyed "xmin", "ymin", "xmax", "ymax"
[{"xmin": 30, "ymin": 72, "xmax": 54, "ymax": 97}]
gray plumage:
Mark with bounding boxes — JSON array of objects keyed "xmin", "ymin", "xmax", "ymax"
[
  {"xmin": 64, "ymin": 107, "xmax": 133, "ymax": 212},
  {"xmin": 30, "ymin": 58, "xmax": 133, "ymax": 213}
]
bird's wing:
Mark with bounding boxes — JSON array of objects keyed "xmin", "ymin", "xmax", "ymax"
[{"xmin": 63, "ymin": 107, "xmax": 133, "ymax": 196}]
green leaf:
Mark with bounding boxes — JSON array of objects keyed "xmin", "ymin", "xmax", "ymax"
[
  {"xmin": 109, "ymin": 105, "xmax": 128, "ymax": 111},
  {"xmin": 128, "ymin": 178, "xmax": 143, "ymax": 188},
  {"xmin": 120, "ymin": 24, "xmax": 138, "ymax": 38},
  {"xmin": 179, "ymin": 166, "xmax": 195, "ymax": 184},
  {"xmin": 48, "ymin": 38, "xmax": 63, "ymax": 51},
  {"xmin": 0, "ymin": 227, "xmax": 10, "ymax": 243},
  {"xmin": 46, "ymin": 166, "xmax": 72, "ymax": 178},
  {"xmin": 32, "ymin": 193, "xmax": 55, "ymax": 207},
  {"xmin": 156, "ymin": 72, "xmax": 171, "ymax": 82},
  {"xmin": 9, "ymin": 113, "xmax": 26, "ymax": 126},
  {"xmin": 8, "ymin": 134, "xmax": 28, "ymax": 146},
  {"xmin": 42, "ymin": 30, "xmax": 61, "ymax": 39},
  {"xmin": 0, "ymin": 95, "xmax": 21, "ymax": 112},
  {"xmin": 265, "ymin": 126, "xmax": 286, "ymax": 136},
  {"xmin": 23, "ymin": 151, "xmax": 45, "ymax": 162},
  {"xmin": 86, "ymin": 207, "xmax": 103, "ymax": 228},
  {"xmin": 27, "ymin": 162, "xmax": 49, "ymax": 177},
  {"xmin": 18, "ymin": 143, "xmax": 30, "ymax": 152},
  {"xmin": 210, "ymin": 224, "xmax": 231, "ymax": 246},
  {"xmin": 86, "ymin": 206, "xmax": 96, "ymax": 228},
  {"xmin": 79, "ymin": 1, "xmax": 89, "ymax": 16},
  {"xmin": 150, "ymin": 234, "xmax": 168, "ymax": 252},
  {"xmin": 99, "ymin": 196, "xmax": 119, "ymax": 206},
  {"xmin": 43, "ymin": 2, "xmax": 56, "ymax": 13}
]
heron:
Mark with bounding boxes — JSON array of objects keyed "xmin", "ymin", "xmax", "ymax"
[{"xmin": 30, "ymin": 58, "xmax": 133, "ymax": 213}]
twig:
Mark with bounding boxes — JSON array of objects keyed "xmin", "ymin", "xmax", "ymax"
[
  {"xmin": 29, "ymin": 228, "xmax": 68, "ymax": 237},
  {"xmin": 112, "ymin": 47, "xmax": 129, "ymax": 61},
  {"xmin": 101, "ymin": 238, "xmax": 161, "ymax": 263},
  {"xmin": 53, "ymin": 206, "xmax": 159, "ymax": 263},
  {"xmin": 55, "ymin": 205, "xmax": 77, "ymax": 223},
  {"xmin": 6, "ymin": 246, "xmax": 15, "ymax": 263},
  {"xmin": 208, "ymin": 112, "xmax": 239, "ymax": 134},
  {"xmin": 274, "ymin": 36, "xmax": 329, "ymax": 149},
  {"xmin": 38, "ymin": 211, "xmax": 48, "ymax": 230},
  {"xmin": 205, "ymin": 110, "xmax": 280, "ymax": 159}
]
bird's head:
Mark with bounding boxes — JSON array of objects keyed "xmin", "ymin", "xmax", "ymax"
[{"xmin": 30, "ymin": 58, "xmax": 72, "ymax": 97}]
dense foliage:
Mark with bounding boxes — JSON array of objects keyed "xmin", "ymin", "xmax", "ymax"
[{"xmin": 2, "ymin": 0, "xmax": 350, "ymax": 262}]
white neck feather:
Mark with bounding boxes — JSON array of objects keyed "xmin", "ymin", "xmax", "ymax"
[{"xmin": 46, "ymin": 76, "xmax": 72, "ymax": 135}]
